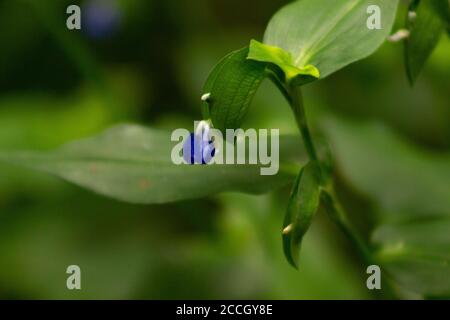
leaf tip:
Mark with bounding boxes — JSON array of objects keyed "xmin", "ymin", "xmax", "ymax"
[
  {"xmin": 388, "ymin": 29, "xmax": 410, "ymax": 43},
  {"xmin": 282, "ymin": 223, "xmax": 293, "ymax": 235},
  {"xmin": 201, "ymin": 92, "xmax": 211, "ymax": 102}
]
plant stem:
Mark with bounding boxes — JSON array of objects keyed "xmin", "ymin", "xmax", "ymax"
[
  {"xmin": 267, "ymin": 71, "xmax": 292, "ymax": 105},
  {"xmin": 288, "ymin": 85, "xmax": 372, "ymax": 264},
  {"xmin": 288, "ymin": 86, "xmax": 319, "ymax": 164},
  {"xmin": 320, "ymin": 189, "xmax": 372, "ymax": 265},
  {"xmin": 287, "ymin": 84, "xmax": 400, "ymax": 298},
  {"xmin": 321, "ymin": 189, "xmax": 400, "ymax": 299}
]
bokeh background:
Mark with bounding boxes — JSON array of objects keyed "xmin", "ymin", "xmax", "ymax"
[{"xmin": 0, "ymin": 0, "xmax": 448, "ymax": 299}]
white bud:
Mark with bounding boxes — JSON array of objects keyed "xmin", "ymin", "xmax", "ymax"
[
  {"xmin": 388, "ymin": 29, "xmax": 410, "ymax": 42},
  {"xmin": 201, "ymin": 93, "xmax": 211, "ymax": 102},
  {"xmin": 282, "ymin": 224, "xmax": 293, "ymax": 235}
]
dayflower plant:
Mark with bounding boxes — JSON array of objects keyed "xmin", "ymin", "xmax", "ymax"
[
  {"xmin": 201, "ymin": 0, "xmax": 400, "ymax": 268},
  {"xmin": 1, "ymin": 0, "xmax": 449, "ymax": 298}
]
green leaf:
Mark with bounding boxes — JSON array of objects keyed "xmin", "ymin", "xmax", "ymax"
[
  {"xmin": 261, "ymin": 0, "xmax": 399, "ymax": 79},
  {"xmin": 405, "ymin": 0, "xmax": 448, "ymax": 85},
  {"xmin": 248, "ymin": 39, "xmax": 320, "ymax": 85},
  {"xmin": 322, "ymin": 116, "xmax": 450, "ymax": 221},
  {"xmin": 0, "ymin": 124, "xmax": 305, "ymax": 204},
  {"xmin": 324, "ymin": 116, "xmax": 450, "ymax": 297},
  {"xmin": 202, "ymin": 47, "xmax": 266, "ymax": 132},
  {"xmin": 282, "ymin": 161, "xmax": 321, "ymax": 269},
  {"xmin": 372, "ymin": 217, "xmax": 450, "ymax": 297}
]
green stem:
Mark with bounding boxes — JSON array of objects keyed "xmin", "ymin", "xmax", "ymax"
[
  {"xmin": 321, "ymin": 189, "xmax": 400, "ymax": 299},
  {"xmin": 288, "ymin": 86, "xmax": 319, "ymax": 164},
  {"xmin": 266, "ymin": 70, "xmax": 292, "ymax": 105},
  {"xmin": 285, "ymin": 83, "xmax": 399, "ymax": 298},
  {"xmin": 287, "ymin": 85, "xmax": 373, "ymax": 265},
  {"xmin": 320, "ymin": 189, "xmax": 372, "ymax": 264}
]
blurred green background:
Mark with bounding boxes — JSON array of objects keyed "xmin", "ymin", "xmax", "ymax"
[{"xmin": 0, "ymin": 0, "xmax": 448, "ymax": 299}]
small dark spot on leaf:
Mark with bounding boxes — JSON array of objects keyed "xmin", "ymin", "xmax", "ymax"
[{"xmin": 138, "ymin": 179, "xmax": 150, "ymax": 189}]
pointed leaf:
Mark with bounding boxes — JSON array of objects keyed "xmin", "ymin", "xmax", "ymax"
[
  {"xmin": 0, "ymin": 124, "xmax": 305, "ymax": 204},
  {"xmin": 248, "ymin": 39, "xmax": 320, "ymax": 85},
  {"xmin": 405, "ymin": 0, "xmax": 448, "ymax": 84},
  {"xmin": 262, "ymin": 0, "xmax": 399, "ymax": 79},
  {"xmin": 283, "ymin": 161, "xmax": 321, "ymax": 268},
  {"xmin": 202, "ymin": 47, "xmax": 266, "ymax": 132}
]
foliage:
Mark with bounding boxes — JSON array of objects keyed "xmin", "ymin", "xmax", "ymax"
[
  {"xmin": 0, "ymin": 0, "xmax": 449, "ymax": 299},
  {"xmin": 404, "ymin": 0, "xmax": 450, "ymax": 84},
  {"xmin": 0, "ymin": 125, "xmax": 303, "ymax": 204}
]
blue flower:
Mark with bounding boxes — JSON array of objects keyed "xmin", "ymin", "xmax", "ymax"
[{"xmin": 183, "ymin": 122, "xmax": 215, "ymax": 165}]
